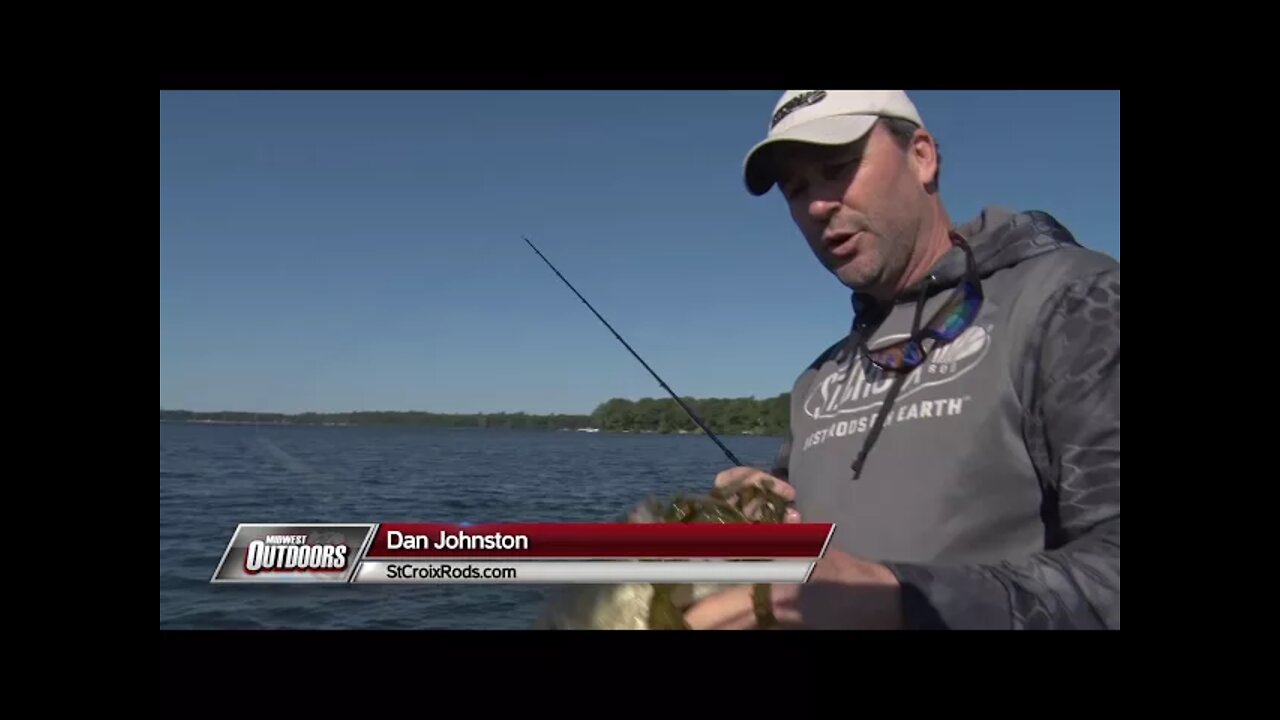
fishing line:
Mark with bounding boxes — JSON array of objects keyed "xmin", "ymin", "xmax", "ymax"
[{"xmin": 523, "ymin": 236, "xmax": 744, "ymax": 467}]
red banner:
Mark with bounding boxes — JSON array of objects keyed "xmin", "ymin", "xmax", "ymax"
[{"xmin": 363, "ymin": 523, "xmax": 834, "ymax": 559}]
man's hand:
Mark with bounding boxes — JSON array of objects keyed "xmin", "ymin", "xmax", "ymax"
[
  {"xmin": 683, "ymin": 480, "xmax": 904, "ymax": 629},
  {"xmin": 684, "ymin": 547, "xmax": 904, "ymax": 629},
  {"xmin": 713, "ymin": 466, "xmax": 802, "ymax": 523}
]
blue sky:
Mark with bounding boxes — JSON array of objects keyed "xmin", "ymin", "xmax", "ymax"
[{"xmin": 160, "ymin": 90, "xmax": 1120, "ymax": 415}]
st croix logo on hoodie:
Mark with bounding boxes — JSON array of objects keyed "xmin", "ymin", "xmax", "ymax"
[{"xmin": 799, "ymin": 324, "xmax": 992, "ymax": 453}]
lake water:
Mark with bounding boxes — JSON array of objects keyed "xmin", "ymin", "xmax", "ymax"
[{"xmin": 159, "ymin": 422, "xmax": 785, "ymax": 629}]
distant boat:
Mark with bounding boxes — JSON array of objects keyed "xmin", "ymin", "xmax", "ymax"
[{"xmin": 576, "ymin": 427, "xmax": 600, "ymax": 433}]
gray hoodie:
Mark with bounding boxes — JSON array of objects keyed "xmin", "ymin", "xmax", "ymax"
[{"xmin": 773, "ymin": 206, "xmax": 1119, "ymax": 629}]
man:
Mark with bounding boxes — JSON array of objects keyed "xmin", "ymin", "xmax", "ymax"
[{"xmin": 684, "ymin": 90, "xmax": 1120, "ymax": 630}]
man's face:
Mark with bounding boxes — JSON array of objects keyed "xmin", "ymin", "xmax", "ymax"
[{"xmin": 775, "ymin": 123, "xmax": 928, "ymax": 298}]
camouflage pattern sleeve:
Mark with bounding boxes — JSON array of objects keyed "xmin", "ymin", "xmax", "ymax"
[{"xmin": 883, "ymin": 266, "xmax": 1121, "ymax": 629}]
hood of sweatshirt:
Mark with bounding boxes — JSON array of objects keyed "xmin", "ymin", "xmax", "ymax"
[{"xmin": 848, "ymin": 205, "xmax": 1084, "ymax": 341}]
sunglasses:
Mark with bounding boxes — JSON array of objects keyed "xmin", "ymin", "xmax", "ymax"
[{"xmin": 860, "ymin": 234, "xmax": 983, "ymax": 372}]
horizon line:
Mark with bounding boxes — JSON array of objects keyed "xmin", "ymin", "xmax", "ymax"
[{"xmin": 159, "ymin": 391, "xmax": 791, "ymax": 418}]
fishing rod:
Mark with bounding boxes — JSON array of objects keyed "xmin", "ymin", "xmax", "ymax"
[{"xmin": 523, "ymin": 236, "xmax": 744, "ymax": 468}]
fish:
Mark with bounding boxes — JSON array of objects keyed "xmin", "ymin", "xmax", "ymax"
[
  {"xmin": 533, "ymin": 480, "xmax": 791, "ymax": 630},
  {"xmin": 534, "ymin": 577, "xmax": 730, "ymax": 630}
]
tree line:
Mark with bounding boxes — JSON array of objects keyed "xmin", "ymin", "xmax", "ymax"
[
  {"xmin": 160, "ymin": 393, "xmax": 790, "ymax": 436},
  {"xmin": 587, "ymin": 394, "xmax": 789, "ymax": 435}
]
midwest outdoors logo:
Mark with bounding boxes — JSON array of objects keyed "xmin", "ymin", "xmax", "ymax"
[
  {"xmin": 803, "ymin": 325, "xmax": 991, "ymax": 421},
  {"xmin": 211, "ymin": 523, "xmax": 377, "ymax": 583}
]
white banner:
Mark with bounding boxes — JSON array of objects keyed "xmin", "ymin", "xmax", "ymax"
[{"xmin": 351, "ymin": 560, "xmax": 814, "ymax": 584}]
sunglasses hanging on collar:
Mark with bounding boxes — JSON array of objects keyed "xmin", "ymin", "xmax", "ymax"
[
  {"xmin": 849, "ymin": 233, "xmax": 984, "ymax": 480},
  {"xmin": 860, "ymin": 232, "xmax": 984, "ymax": 373}
]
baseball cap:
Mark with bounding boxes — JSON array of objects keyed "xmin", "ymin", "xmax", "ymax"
[{"xmin": 742, "ymin": 90, "xmax": 925, "ymax": 196}]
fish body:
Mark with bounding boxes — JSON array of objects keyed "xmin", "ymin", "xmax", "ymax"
[
  {"xmin": 534, "ymin": 480, "xmax": 791, "ymax": 630},
  {"xmin": 534, "ymin": 578, "xmax": 731, "ymax": 630}
]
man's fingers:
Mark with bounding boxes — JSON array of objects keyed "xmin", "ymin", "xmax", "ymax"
[
  {"xmin": 712, "ymin": 466, "xmax": 798, "ymax": 523},
  {"xmin": 684, "ymin": 584, "xmax": 805, "ymax": 629},
  {"xmin": 683, "ymin": 586, "xmax": 759, "ymax": 630},
  {"xmin": 713, "ymin": 467, "xmax": 796, "ymax": 501},
  {"xmin": 713, "ymin": 466, "xmax": 756, "ymax": 489}
]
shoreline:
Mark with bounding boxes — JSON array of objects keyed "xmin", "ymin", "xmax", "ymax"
[{"xmin": 159, "ymin": 419, "xmax": 781, "ymax": 437}]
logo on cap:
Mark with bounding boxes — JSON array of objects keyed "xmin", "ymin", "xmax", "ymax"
[{"xmin": 771, "ymin": 90, "xmax": 827, "ymax": 129}]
